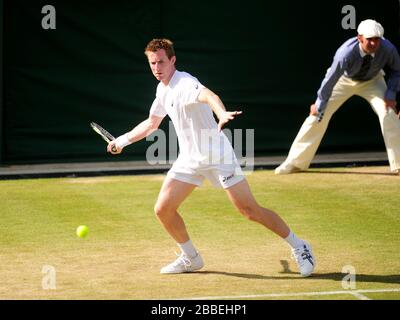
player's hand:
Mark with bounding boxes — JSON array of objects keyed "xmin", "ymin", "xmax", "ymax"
[
  {"xmin": 107, "ymin": 141, "xmax": 122, "ymax": 154},
  {"xmin": 217, "ymin": 110, "xmax": 242, "ymax": 131}
]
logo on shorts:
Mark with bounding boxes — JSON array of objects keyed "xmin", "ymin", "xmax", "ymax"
[{"xmin": 221, "ymin": 173, "xmax": 234, "ymax": 183}]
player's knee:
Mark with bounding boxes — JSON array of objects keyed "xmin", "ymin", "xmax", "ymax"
[
  {"xmin": 380, "ymin": 112, "xmax": 398, "ymax": 130},
  {"xmin": 237, "ymin": 204, "xmax": 259, "ymax": 222},
  {"xmin": 154, "ymin": 203, "xmax": 165, "ymax": 217},
  {"xmin": 154, "ymin": 202, "xmax": 173, "ymax": 218}
]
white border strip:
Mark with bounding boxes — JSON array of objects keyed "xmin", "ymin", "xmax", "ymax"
[{"xmin": 174, "ymin": 288, "xmax": 400, "ymax": 300}]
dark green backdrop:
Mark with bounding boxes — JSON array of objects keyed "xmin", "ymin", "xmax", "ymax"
[{"xmin": 2, "ymin": 0, "xmax": 400, "ymax": 164}]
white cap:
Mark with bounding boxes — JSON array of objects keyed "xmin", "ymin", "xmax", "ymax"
[{"xmin": 357, "ymin": 19, "xmax": 384, "ymax": 38}]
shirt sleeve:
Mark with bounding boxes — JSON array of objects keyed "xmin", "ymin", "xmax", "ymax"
[
  {"xmin": 149, "ymin": 96, "xmax": 167, "ymax": 118},
  {"xmin": 384, "ymin": 46, "xmax": 400, "ymax": 101},
  {"xmin": 315, "ymin": 57, "xmax": 346, "ymax": 114},
  {"xmin": 180, "ymin": 77, "xmax": 205, "ymax": 106}
]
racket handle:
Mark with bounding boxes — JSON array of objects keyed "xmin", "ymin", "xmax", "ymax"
[{"xmin": 111, "ymin": 145, "xmax": 118, "ymax": 153}]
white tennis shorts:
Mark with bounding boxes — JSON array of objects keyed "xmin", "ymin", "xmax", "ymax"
[{"xmin": 167, "ymin": 160, "xmax": 245, "ymax": 189}]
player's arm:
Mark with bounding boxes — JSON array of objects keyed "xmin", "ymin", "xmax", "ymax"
[
  {"xmin": 107, "ymin": 114, "xmax": 164, "ymax": 154},
  {"xmin": 197, "ymin": 87, "xmax": 242, "ymax": 131}
]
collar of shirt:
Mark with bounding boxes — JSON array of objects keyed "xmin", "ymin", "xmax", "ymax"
[
  {"xmin": 160, "ymin": 69, "xmax": 178, "ymax": 89},
  {"xmin": 358, "ymin": 43, "xmax": 375, "ymax": 58}
]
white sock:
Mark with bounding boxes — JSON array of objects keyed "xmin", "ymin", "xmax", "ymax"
[
  {"xmin": 178, "ymin": 240, "xmax": 198, "ymax": 258},
  {"xmin": 284, "ymin": 231, "xmax": 304, "ymax": 249}
]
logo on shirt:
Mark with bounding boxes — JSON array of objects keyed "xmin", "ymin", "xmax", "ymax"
[{"xmin": 221, "ymin": 173, "xmax": 235, "ymax": 183}]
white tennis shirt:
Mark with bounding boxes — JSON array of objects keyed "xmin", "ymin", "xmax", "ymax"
[{"xmin": 149, "ymin": 70, "xmax": 236, "ymax": 169}]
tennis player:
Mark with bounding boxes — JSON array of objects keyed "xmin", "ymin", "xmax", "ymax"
[{"xmin": 107, "ymin": 39, "xmax": 315, "ymax": 277}]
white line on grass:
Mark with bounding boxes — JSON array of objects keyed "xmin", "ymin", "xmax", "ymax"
[
  {"xmin": 174, "ymin": 288, "xmax": 400, "ymax": 300},
  {"xmin": 348, "ymin": 292, "xmax": 371, "ymax": 300}
]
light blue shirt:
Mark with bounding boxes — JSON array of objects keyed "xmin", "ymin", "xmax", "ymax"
[{"xmin": 316, "ymin": 37, "xmax": 400, "ymax": 114}]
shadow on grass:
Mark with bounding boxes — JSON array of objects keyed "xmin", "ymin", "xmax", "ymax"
[{"xmin": 198, "ymin": 270, "xmax": 400, "ymax": 284}]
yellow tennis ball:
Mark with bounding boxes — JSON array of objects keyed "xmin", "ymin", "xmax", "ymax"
[{"xmin": 76, "ymin": 225, "xmax": 89, "ymax": 238}]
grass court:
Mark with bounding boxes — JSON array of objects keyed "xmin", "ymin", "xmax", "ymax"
[{"xmin": 0, "ymin": 166, "xmax": 399, "ymax": 300}]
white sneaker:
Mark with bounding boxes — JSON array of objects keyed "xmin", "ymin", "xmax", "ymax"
[
  {"xmin": 292, "ymin": 241, "xmax": 315, "ymax": 277},
  {"xmin": 275, "ymin": 163, "xmax": 302, "ymax": 175},
  {"xmin": 160, "ymin": 252, "xmax": 204, "ymax": 274}
]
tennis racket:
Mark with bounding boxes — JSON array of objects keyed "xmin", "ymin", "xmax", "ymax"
[{"xmin": 90, "ymin": 122, "xmax": 117, "ymax": 153}]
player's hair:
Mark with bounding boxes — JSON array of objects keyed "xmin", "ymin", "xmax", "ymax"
[{"xmin": 144, "ymin": 38, "xmax": 175, "ymax": 59}]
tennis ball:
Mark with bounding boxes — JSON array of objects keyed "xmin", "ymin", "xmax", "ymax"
[{"xmin": 76, "ymin": 225, "xmax": 89, "ymax": 238}]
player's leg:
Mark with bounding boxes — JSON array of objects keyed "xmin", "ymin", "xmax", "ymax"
[
  {"xmin": 225, "ymin": 179, "xmax": 315, "ymax": 277},
  {"xmin": 155, "ymin": 177, "xmax": 196, "ymax": 243},
  {"xmin": 275, "ymin": 76, "xmax": 355, "ymax": 174},
  {"xmin": 358, "ymin": 75, "xmax": 400, "ymax": 173},
  {"xmin": 155, "ymin": 176, "xmax": 204, "ymax": 273},
  {"xmin": 226, "ymin": 179, "xmax": 290, "ymax": 237}
]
